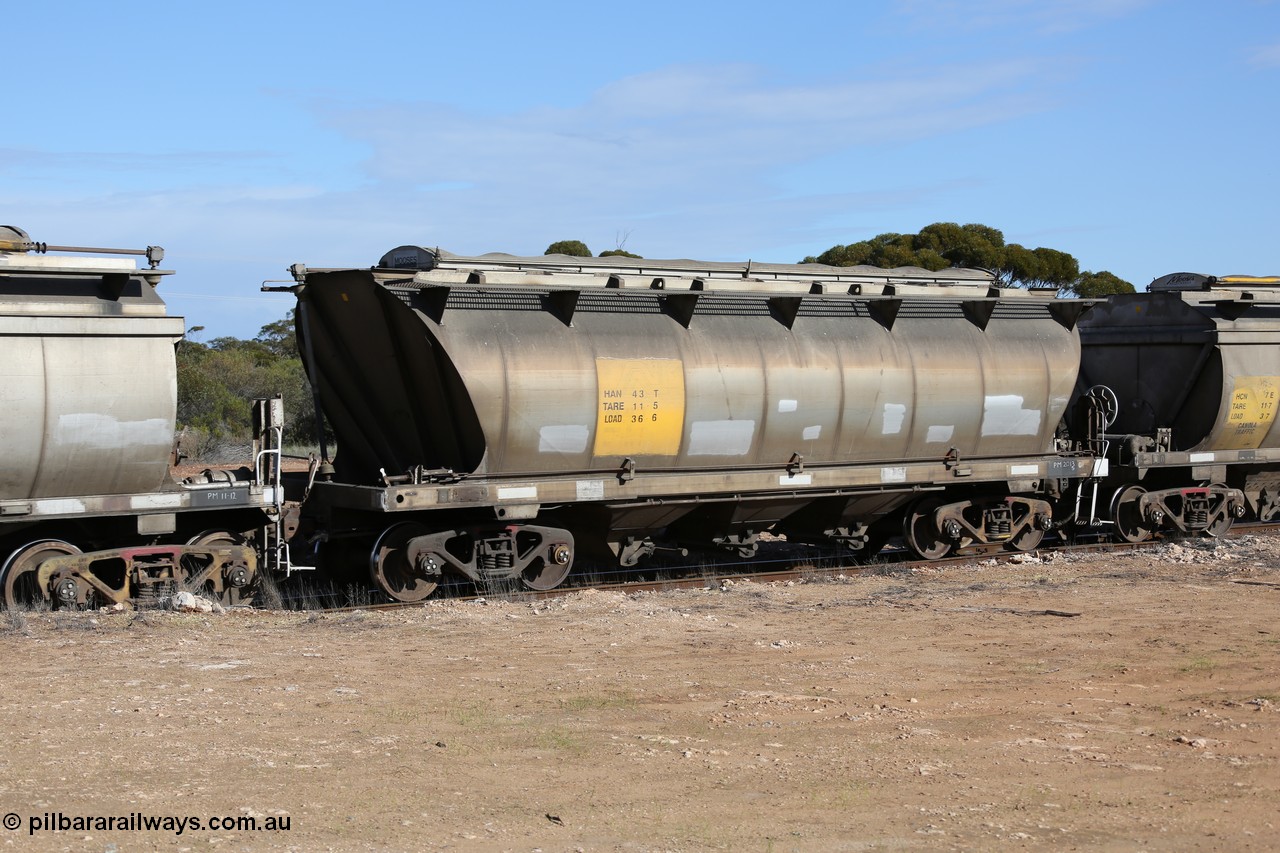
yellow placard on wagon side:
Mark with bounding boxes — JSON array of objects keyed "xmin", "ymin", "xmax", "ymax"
[
  {"xmin": 1220, "ymin": 375, "xmax": 1280, "ymax": 450},
  {"xmin": 593, "ymin": 358, "xmax": 685, "ymax": 457}
]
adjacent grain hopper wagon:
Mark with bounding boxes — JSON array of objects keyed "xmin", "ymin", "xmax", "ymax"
[
  {"xmin": 1073, "ymin": 272, "xmax": 1280, "ymax": 540},
  {"xmin": 0, "ymin": 227, "xmax": 284, "ymax": 609}
]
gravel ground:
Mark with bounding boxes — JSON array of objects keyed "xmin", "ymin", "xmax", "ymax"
[{"xmin": 0, "ymin": 536, "xmax": 1277, "ymax": 851}]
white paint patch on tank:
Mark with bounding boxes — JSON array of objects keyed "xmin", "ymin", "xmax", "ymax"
[
  {"xmin": 881, "ymin": 403, "xmax": 907, "ymax": 435},
  {"xmin": 881, "ymin": 466, "xmax": 907, "ymax": 483},
  {"xmin": 981, "ymin": 395, "xmax": 1042, "ymax": 437},
  {"xmin": 780, "ymin": 473, "xmax": 813, "ymax": 486},
  {"xmin": 802, "ymin": 425, "xmax": 822, "ymax": 441},
  {"xmin": 33, "ymin": 498, "xmax": 87, "ymax": 515},
  {"xmin": 926, "ymin": 425, "xmax": 954, "ymax": 443},
  {"xmin": 54, "ymin": 414, "xmax": 172, "ymax": 450},
  {"xmin": 497, "ymin": 486, "xmax": 538, "ymax": 501},
  {"xmin": 130, "ymin": 493, "xmax": 184, "ymax": 510},
  {"xmin": 688, "ymin": 420, "xmax": 756, "ymax": 456},
  {"xmin": 538, "ymin": 424, "xmax": 589, "ymax": 454},
  {"xmin": 576, "ymin": 480, "xmax": 605, "ymax": 500},
  {"xmin": 777, "ymin": 399, "xmax": 798, "ymax": 413}
]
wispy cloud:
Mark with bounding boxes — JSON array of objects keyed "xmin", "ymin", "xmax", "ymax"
[
  {"xmin": 5, "ymin": 58, "xmax": 1062, "ymax": 262},
  {"xmin": 7, "ymin": 57, "xmax": 1064, "ymax": 330},
  {"xmin": 1249, "ymin": 41, "xmax": 1280, "ymax": 69},
  {"xmin": 313, "ymin": 60, "xmax": 1051, "ymax": 255},
  {"xmin": 0, "ymin": 147, "xmax": 274, "ymax": 178}
]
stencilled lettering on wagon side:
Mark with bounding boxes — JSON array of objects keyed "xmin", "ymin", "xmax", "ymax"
[
  {"xmin": 1220, "ymin": 376, "xmax": 1280, "ymax": 450},
  {"xmin": 593, "ymin": 358, "xmax": 686, "ymax": 457}
]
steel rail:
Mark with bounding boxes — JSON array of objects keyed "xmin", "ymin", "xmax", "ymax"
[{"xmin": 279, "ymin": 522, "xmax": 1280, "ymax": 615}]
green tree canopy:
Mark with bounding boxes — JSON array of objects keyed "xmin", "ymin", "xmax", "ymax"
[
  {"xmin": 1072, "ymin": 270, "xmax": 1136, "ymax": 298},
  {"xmin": 804, "ymin": 221, "xmax": 1126, "ymax": 294},
  {"xmin": 176, "ymin": 309, "xmax": 326, "ymax": 458},
  {"xmin": 254, "ymin": 311, "xmax": 299, "ymax": 359},
  {"xmin": 545, "ymin": 240, "xmax": 592, "ymax": 257},
  {"xmin": 598, "ymin": 249, "xmax": 642, "ymax": 258}
]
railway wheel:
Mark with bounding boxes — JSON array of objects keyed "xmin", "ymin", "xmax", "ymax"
[
  {"xmin": 1205, "ymin": 514, "xmax": 1234, "ymax": 538},
  {"xmin": 521, "ymin": 543, "xmax": 573, "ymax": 591},
  {"xmin": 370, "ymin": 523, "xmax": 439, "ymax": 603},
  {"xmin": 2, "ymin": 540, "xmax": 82, "ymax": 610},
  {"xmin": 1111, "ymin": 485, "xmax": 1154, "ymax": 543},
  {"xmin": 903, "ymin": 499, "xmax": 953, "ymax": 560},
  {"xmin": 1006, "ymin": 525, "xmax": 1045, "ymax": 552},
  {"xmin": 1204, "ymin": 485, "xmax": 1235, "ymax": 538},
  {"xmin": 186, "ymin": 530, "xmax": 255, "ymax": 606},
  {"xmin": 1257, "ymin": 487, "xmax": 1280, "ymax": 522}
]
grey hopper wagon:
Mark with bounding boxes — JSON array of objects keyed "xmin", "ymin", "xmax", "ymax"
[
  {"xmin": 284, "ymin": 246, "xmax": 1103, "ymax": 601},
  {"xmin": 0, "ymin": 227, "xmax": 283, "ymax": 609},
  {"xmin": 0, "ymin": 226, "xmax": 178, "ymax": 501},
  {"xmin": 1073, "ymin": 272, "xmax": 1280, "ymax": 539}
]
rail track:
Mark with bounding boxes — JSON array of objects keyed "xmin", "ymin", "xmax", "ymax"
[{"xmin": 273, "ymin": 522, "xmax": 1280, "ymax": 614}]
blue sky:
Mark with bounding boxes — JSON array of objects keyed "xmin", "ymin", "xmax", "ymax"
[{"xmin": 6, "ymin": 0, "xmax": 1279, "ymax": 339}]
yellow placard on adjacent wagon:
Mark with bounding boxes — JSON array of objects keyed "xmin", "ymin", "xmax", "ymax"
[
  {"xmin": 593, "ymin": 358, "xmax": 685, "ymax": 457},
  {"xmin": 1220, "ymin": 375, "xmax": 1280, "ymax": 450}
]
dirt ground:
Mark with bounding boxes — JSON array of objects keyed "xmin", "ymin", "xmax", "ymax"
[{"xmin": 0, "ymin": 536, "xmax": 1277, "ymax": 852}]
